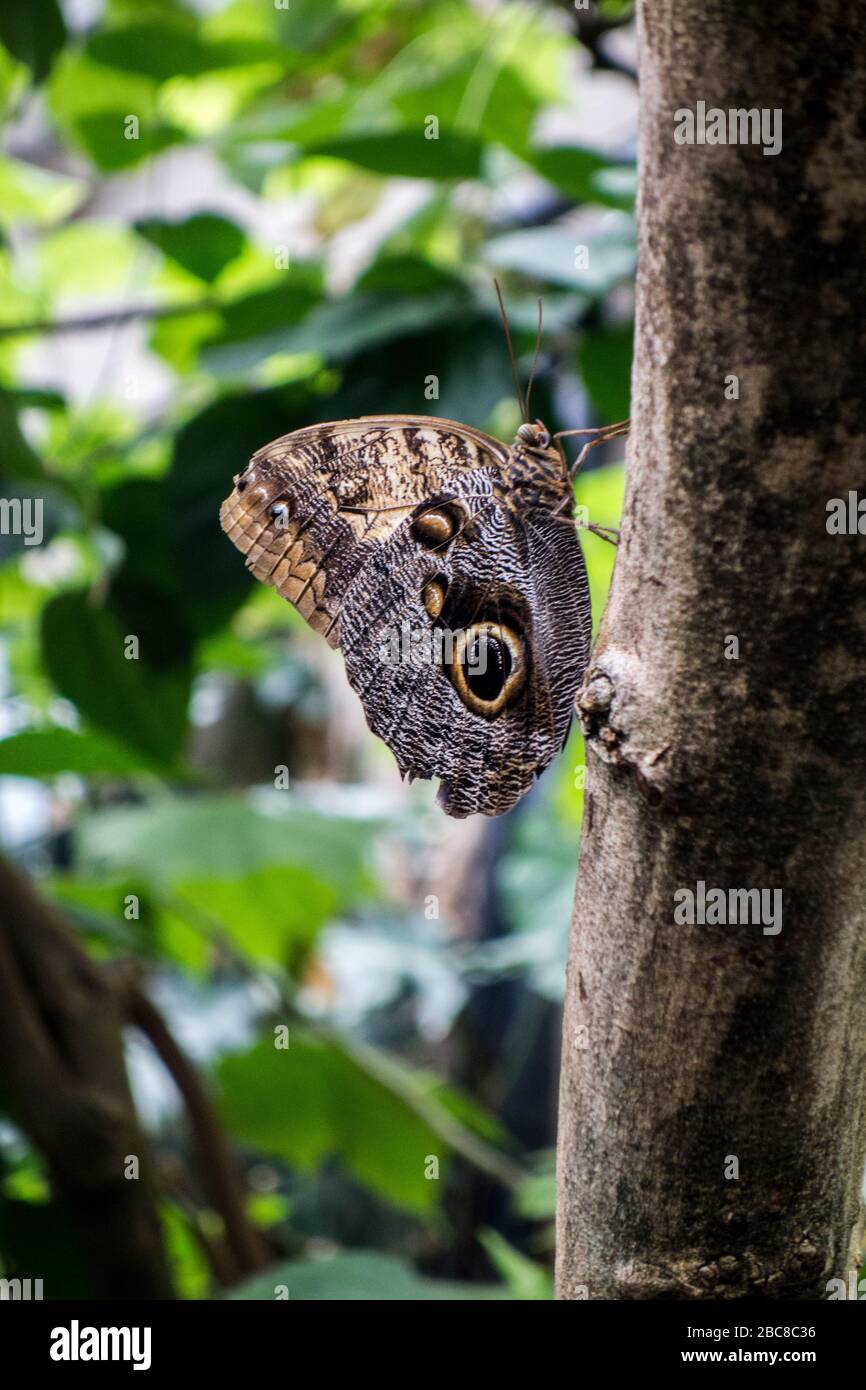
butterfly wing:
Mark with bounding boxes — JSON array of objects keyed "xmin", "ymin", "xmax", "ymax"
[
  {"xmin": 219, "ymin": 415, "xmax": 508, "ymax": 647},
  {"xmin": 337, "ymin": 498, "xmax": 590, "ymax": 816},
  {"xmin": 220, "ymin": 414, "xmax": 590, "ymax": 817}
]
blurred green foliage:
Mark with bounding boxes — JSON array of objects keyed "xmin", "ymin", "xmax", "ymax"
[{"xmin": 0, "ymin": 0, "xmax": 634, "ymax": 1299}]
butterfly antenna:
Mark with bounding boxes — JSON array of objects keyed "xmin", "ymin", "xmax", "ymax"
[
  {"xmin": 493, "ymin": 278, "xmax": 527, "ymax": 422},
  {"xmin": 524, "ymin": 297, "xmax": 543, "ymax": 422}
]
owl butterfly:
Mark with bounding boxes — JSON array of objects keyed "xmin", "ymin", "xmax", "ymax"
[{"xmin": 220, "ymin": 289, "xmax": 627, "ymax": 817}]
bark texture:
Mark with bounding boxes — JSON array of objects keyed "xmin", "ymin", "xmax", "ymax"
[
  {"xmin": 0, "ymin": 857, "xmax": 270, "ymax": 1297},
  {"xmin": 0, "ymin": 857, "xmax": 174, "ymax": 1299},
  {"xmin": 556, "ymin": 1, "xmax": 866, "ymax": 1299}
]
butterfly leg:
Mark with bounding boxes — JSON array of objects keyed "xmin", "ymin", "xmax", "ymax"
[
  {"xmin": 548, "ymin": 510, "xmax": 620, "ymax": 546},
  {"xmin": 550, "ymin": 423, "xmax": 627, "ymax": 522},
  {"xmin": 561, "ymin": 421, "xmax": 630, "ymax": 481},
  {"xmin": 582, "ymin": 522, "xmax": 620, "ymax": 546},
  {"xmin": 554, "ymin": 417, "xmax": 630, "ymax": 443}
]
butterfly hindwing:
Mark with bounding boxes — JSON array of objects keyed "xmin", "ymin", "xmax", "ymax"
[{"xmin": 337, "ymin": 487, "xmax": 589, "ymax": 817}]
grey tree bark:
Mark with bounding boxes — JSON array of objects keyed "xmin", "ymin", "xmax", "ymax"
[{"xmin": 556, "ymin": 0, "xmax": 866, "ymax": 1300}]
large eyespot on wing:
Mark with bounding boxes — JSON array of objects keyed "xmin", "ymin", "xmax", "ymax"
[
  {"xmin": 436, "ymin": 510, "xmax": 589, "ymax": 817},
  {"xmin": 447, "ymin": 621, "xmax": 527, "ymax": 718},
  {"xmin": 336, "ymin": 502, "xmax": 578, "ymax": 817},
  {"xmin": 409, "ymin": 498, "xmax": 475, "ymax": 552}
]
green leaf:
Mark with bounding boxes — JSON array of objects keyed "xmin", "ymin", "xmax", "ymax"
[
  {"xmin": 40, "ymin": 590, "xmax": 191, "ymax": 766},
  {"xmin": 592, "ymin": 164, "xmax": 637, "ymax": 210},
  {"xmin": 0, "ymin": 156, "xmax": 84, "ymax": 231},
  {"xmin": 0, "ymin": 389, "xmax": 50, "ymax": 481},
  {"xmin": 1, "ymin": 1153, "xmax": 51, "ymax": 1206},
  {"xmin": 0, "ymin": 479, "xmax": 69, "ymax": 564},
  {"xmin": 389, "ymin": 58, "xmax": 541, "ymax": 161},
  {"xmin": 223, "ymin": 94, "xmax": 352, "ymax": 149},
  {"xmin": 0, "ymin": 0, "xmax": 66, "ymax": 84},
  {"xmin": 304, "ymin": 129, "xmax": 484, "ymax": 180},
  {"xmin": 229, "ymin": 1250, "xmax": 509, "ymax": 1301},
  {"xmin": 479, "ymin": 1230, "xmax": 553, "ymax": 1300},
  {"xmin": 0, "ymin": 1198, "xmax": 94, "ymax": 1299},
  {"xmin": 515, "ymin": 1172, "xmax": 557, "ymax": 1221},
  {"xmin": 209, "ymin": 276, "xmax": 321, "ymax": 347},
  {"xmin": 2, "ymin": 385, "xmax": 65, "ymax": 411},
  {"xmin": 363, "ymin": 3, "xmax": 566, "ymax": 161},
  {"xmin": 134, "ymin": 213, "xmax": 245, "ymax": 284},
  {"xmin": 529, "ymin": 147, "xmax": 629, "ymax": 208},
  {"xmin": 75, "ymin": 794, "xmax": 380, "ymax": 901},
  {"xmin": 85, "ymin": 25, "xmax": 282, "ymax": 82},
  {"xmin": 514, "ymin": 1154, "xmax": 557, "ymax": 1220},
  {"xmin": 355, "ymin": 255, "xmax": 466, "ymax": 297},
  {"xmin": 47, "ymin": 48, "xmax": 163, "ymax": 170},
  {"xmin": 578, "ymin": 322, "xmax": 633, "ymax": 422},
  {"xmin": 73, "ymin": 113, "xmax": 185, "ymax": 171},
  {"xmin": 574, "ymin": 460, "xmax": 626, "ymax": 647},
  {"xmin": 47, "ymin": 874, "xmax": 146, "ymax": 954},
  {"xmin": 203, "ymin": 291, "xmax": 461, "ymax": 377},
  {"xmin": 410, "ymin": 315, "xmax": 516, "ymax": 428},
  {"xmin": 485, "ymin": 223, "xmax": 635, "ymax": 295},
  {"xmin": 148, "ymin": 305, "xmax": 223, "ymax": 373},
  {"xmin": 0, "ymin": 728, "xmax": 149, "ymax": 777},
  {"xmin": 217, "ymin": 1033, "xmax": 445, "ymax": 1213},
  {"xmin": 597, "ymin": 0, "xmax": 635, "ymax": 17},
  {"xmin": 161, "ymin": 1204, "xmax": 210, "ymax": 1301},
  {"xmin": 100, "ymin": 477, "xmax": 182, "ymax": 599},
  {"xmin": 172, "ymin": 865, "xmax": 338, "ymax": 967},
  {"xmin": 165, "ymin": 381, "xmax": 322, "ymax": 632},
  {"xmin": 273, "ymin": 0, "xmax": 363, "ymax": 58}
]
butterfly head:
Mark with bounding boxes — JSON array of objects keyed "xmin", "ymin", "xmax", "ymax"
[{"xmin": 515, "ymin": 420, "xmax": 551, "ymax": 450}]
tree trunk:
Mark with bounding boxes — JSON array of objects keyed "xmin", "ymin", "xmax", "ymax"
[{"xmin": 556, "ymin": 0, "xmax": 866, "ymax": 1300}]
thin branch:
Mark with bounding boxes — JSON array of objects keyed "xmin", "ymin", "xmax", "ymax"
[
  {"xmin": 0, "ymin": 298, "xmax": 218, "ymax": 340},
  {"xmin": 0, "ymin": 854, "xmax": 175, "ymax": 1299},
  {"xmin": 128, "ymin": 986, "xmax": 271, "ymax": 1282}
]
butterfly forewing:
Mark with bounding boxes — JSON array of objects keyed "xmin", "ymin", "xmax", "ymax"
[{"xmin": 219, "ymin": 415, "xmax": 508, "ymax": 645}]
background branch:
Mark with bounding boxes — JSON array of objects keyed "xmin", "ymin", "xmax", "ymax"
[
  {"xmin": 0, "ymin": 855, "xmax": 270, "ymax": 1296},
  {"xmin": 128, "ymin": 987, "xmax": 271, "ymax": 1282},
  {"xmin": 0, "ymin": 855, "xmax": 174, "ymax": 1299},
  {"xmin": 0, "ymin": 299, "xmax": 217, "ymax": 339}
]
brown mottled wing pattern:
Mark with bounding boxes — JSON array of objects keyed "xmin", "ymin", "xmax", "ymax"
[
  {"xmin": 219, "ymin": 416, "xmax": 508, "ymax": 648},
  {"xmin": 338, "ymin": 497, "xmax": 589, "ymax": 816},
  {"xmin": 220, "ymin": 414, "xmax": 590, "ymax": 817}
]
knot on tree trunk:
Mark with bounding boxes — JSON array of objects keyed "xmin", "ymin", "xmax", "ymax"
[
  {"xmin": 614, "ymin": 1238, "xmax": 827, "ymax": 1300},
  {"xmin": 577, "ymin": 650, "xmax": 673, "ymax": 806}
]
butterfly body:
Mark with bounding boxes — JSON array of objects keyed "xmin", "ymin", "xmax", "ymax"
[{"xmin": 220, "ymin": 414, "xmax": 590, "ymax": 817}]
